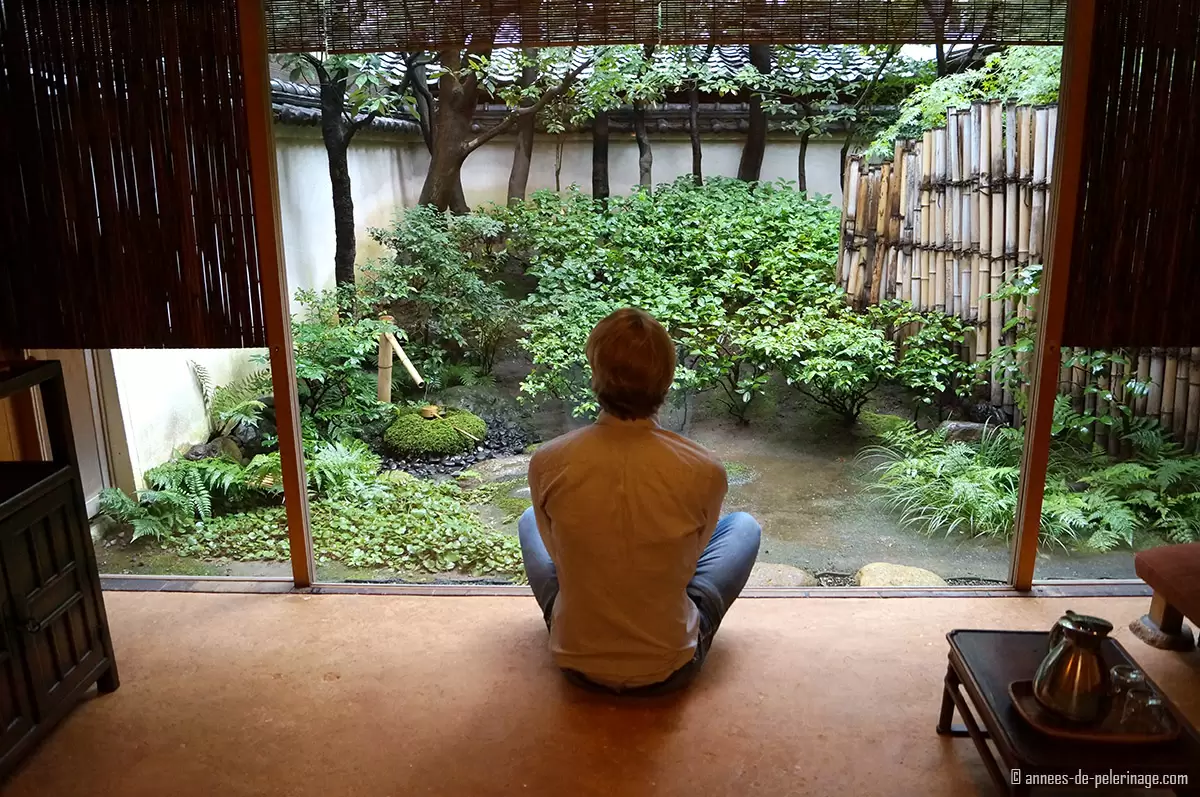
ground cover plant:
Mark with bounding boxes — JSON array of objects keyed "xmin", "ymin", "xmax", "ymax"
[{"xmin": 865, "ymin": 400, "xmax": 1200, "ymax": 551}]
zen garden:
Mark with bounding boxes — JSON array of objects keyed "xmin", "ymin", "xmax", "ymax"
[{"xmin": 96, "ymin": 44, "xmax": 1200, "ymax": 587}]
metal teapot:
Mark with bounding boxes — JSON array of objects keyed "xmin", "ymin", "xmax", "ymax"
[{"xmin": 1034, "ymin": 611, "xmax": 1114, "ymax": 723}]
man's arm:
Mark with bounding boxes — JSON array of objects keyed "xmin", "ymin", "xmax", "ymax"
[
  {"xmin": 698, "ymin": 461, "xmax": 728, "ymax": 552},
  {"xmin": 526, "ymin": 449, "xmax": 558, "ymax": 561}
]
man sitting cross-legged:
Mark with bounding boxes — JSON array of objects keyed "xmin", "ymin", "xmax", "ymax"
[{"xmin": 519, "ymin": 307, "xmax": 761, "ymax": 695}]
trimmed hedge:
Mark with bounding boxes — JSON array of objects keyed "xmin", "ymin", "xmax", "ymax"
[{"xmin": 383, "ymin": 408, "xmax": 487, "ymax": 457}]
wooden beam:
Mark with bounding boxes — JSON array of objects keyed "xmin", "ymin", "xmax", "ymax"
[
  {"xmin": 237, "ymin": 0, "xmax": 314, "ymax": 588},
  {"xmin": 1010, "ymin": 0, "xmax": 1096, "ymax": 591}
]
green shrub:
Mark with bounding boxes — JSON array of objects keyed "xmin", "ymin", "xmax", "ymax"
[
  {"xmin": 383, "ymin": 409, "xmax": 487, "ymax": 457},
  {"xmin": 508, "ymin": 177, "xmax": 843, "ymax": 418},
  {"xmin": 362, "ymin": 205, "xmax": 512, "ymax": 376},
  {"xmin": 266, "ymin": 288, "xmax": 398, "ymax": 442},
  {"xmin": 171, "ymin": 479, "xmax": 522, "ymax": 576}
]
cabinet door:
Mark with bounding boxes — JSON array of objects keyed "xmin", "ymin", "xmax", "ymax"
[
  {"xmin": 0, "ymin": 561, "xmax": 35, "ymax": 757},
  {"xmin": 1, "ymin": 482, "xmax": 108, "ymax": 719}
]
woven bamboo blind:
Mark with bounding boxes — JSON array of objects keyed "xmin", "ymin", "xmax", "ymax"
[
  {"xmin": 265, "ymin": 0, "xmax": 1067, "ymax": 52},
  {"xmin": 0, "ymin": 0, "xmax": 267, "ymax": 349},
  {"xmin": 1062, "ymin": 0, "xmax": 1200, "ymax": 348}
]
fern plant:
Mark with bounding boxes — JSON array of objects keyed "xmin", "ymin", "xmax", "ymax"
[
  {"xmin": 99, "ymin": 487, "xmax": 193, "ymax": 541},
  {"xmin": 192, "ymin": 362, "xmax": 272, "ymax": 437},
  {"xmin": 144, "ymin": 457, "xmax": 247, "ymax": 521}
]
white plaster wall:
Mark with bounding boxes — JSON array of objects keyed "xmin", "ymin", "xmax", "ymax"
[
  {"xmin": 111, "ymin": 348, "xmax": 264, "ymax": 487},
  {"xmin": 274, "ymin": 126, "xmax": 846, "ymax": 300},
  {"xmin": 112, "ymin": 126, "xmax": 845, "ymax": 479}
]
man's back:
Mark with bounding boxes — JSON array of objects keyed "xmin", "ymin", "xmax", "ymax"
[{"xmin": 527, "ymin": 413, "xmax": 727, "ymax": 689}]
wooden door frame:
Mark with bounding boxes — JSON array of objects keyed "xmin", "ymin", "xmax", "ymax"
[
  {"xmin": 238, "ymin": 0, "xmax": 315, "ymax": 588},
  {"xmin": 230, "ymin": 1, "xmax": 1099, "ymax": 592},
  {"xmin": 1009, "ymin": 0, "xmax": 1097, "ymax": 590}
]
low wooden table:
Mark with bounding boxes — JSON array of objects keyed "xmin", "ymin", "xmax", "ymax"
[{"xmin": 938, "ymin": 630, "xmax": 1200, "ymax": 796}]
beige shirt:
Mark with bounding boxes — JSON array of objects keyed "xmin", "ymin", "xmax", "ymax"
[{"xmin": 527, "ymin": 412, "xmax": 727, "ymax": 688}]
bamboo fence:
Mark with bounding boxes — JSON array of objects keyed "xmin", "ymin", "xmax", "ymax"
[{"xmin": 837, "ymin": 101, "xmax": 1200, "ymax": 452}]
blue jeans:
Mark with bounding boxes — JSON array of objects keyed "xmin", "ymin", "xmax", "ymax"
[{"xmin": 518, "ymin": 508, "xmax": 762, "ymax": 695}]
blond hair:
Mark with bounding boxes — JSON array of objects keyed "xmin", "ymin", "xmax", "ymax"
[{"xmin": 585, "ymin": 308, "xmax": 676, "ymax": 420}]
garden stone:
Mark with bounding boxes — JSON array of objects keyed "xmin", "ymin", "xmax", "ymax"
[
  {"xmin": 938, "ymin": 421, "xmax": 989, "ymax": 443},
  {"xmin": 747, "ymin": 562, "xmax": 818, "ymax": 587},
  {"xmin": 184, "ymin": 435, "xmax": 244, "ymax": 463},
  {"xmin": 473, "ymin": 454, "xmax": 532, "ymax": 483},
  {"xmin": 508, "ymin": 485, "xmax": 531, "ymax": 500},
  {"xmin": 855, "ymin": 562, "xmax": 947, "ymax": 587}
]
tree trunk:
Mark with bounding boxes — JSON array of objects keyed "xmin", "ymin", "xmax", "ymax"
[
  {"xmin": 689, "ymin": 84, "xmax": 702, "ymax": 186},
  {"xmin": 326, "ymin": 139, "xmax": 357, "ymax": 286},
  {"xmin": 316, "ymin": 71, "xmax": 357, "ymax": 288},
  {"xmin": 633, "ymin": 101, "xmax": 652, "ymax": 189},
  {"xmin": 797, "ymin": 131, "xmax": 811, "ymax": 193},
  {"xmin": 592, "ymin": 110, "xmax": 610, "ymax": 204},
  {"xmin": 506, "ymin": 51, "xmax": 538, "ymax": 206},
  {"xmin": 419, "ymin": 71, "xmax": 475, "ymax": 213},
  {"xmin": 737, "ymin": 44, "xmax": 771, "ymax": 183},
  {"xmin": 555, "ymin": 134, "xmax": 564, "ymax": 192}
]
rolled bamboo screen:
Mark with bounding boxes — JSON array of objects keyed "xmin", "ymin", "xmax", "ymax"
[
  {"xmin": 264, "ymin": 0, "xmax": 1068, "ymax": 52},
  {"xmin": 0, "ymin": 0, "xmax": 267, "ymax": 349},
  {"xmin": 1062, "ymin": 0, "xmax": 1200, "ymax": 348}
]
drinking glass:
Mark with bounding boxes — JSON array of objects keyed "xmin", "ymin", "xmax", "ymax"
[{"xmin": 1119, "ymin": 685, "xmax": 1171, "ymax": 734}]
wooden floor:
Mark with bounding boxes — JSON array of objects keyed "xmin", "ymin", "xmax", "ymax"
[{"xmin": 7, "ymin": 593, "xmax": 1199, "ymax": 797}]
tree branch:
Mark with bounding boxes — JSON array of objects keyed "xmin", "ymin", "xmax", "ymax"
[
  {"xmin": 300, "ymin": 53, "xmax": 329, "ymax": 84},
  {"xmin": 460, "ymin": 58, "xmax": 592, "ymax": 155},
  {"xmin": 349, "ymin": 110, "xmax": 379, "ymax": 134}
]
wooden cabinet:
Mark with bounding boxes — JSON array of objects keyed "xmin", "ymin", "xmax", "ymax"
[{"xmin": 0, "ymin": 362, "xmax": 118, "ymax": 779}]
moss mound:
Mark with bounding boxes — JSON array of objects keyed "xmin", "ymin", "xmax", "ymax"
[{"xmin": 384, "ymin": 408, "xmax": 487, "ymax": 458}]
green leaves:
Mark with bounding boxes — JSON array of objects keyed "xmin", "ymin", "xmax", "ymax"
[
  {"xmin": 170, "ymin": 479, "xmax": 523, "ymax": 577},
  {"xmin": 506, "ymin": 178, "xmax": 843, "ymax": 419},
  {"xmin": 867, "ymin": 420, "xmax": 1200, "ymax": 552}
]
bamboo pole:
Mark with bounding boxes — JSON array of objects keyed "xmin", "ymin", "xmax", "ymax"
[
  {"xmin": 1030, "ymin": 107, "xmax": 1050, "ymax": 262},
  {"xmin": 900, "ymin": 146, "xmax": 909, "ymax": 303},
  {"xmin": 1136, "ymin": 351, "xmax": 1151, "ymax": 416},
  {"xmin": 920, "ymin": 131, "xmax": 933, "ymax": 311},
  {"xmin": 960, "ymin": 108, "xmax": 973, "ymax": 321},
  {"xmin": 1043, "ymin": 105, "xmax": 1059, "ymax": 265},
  {"xmin": 903, "ymin": 145, "xmax": 919, "ymax": 303},
  {"xmin": 840, "ymin": 155, "xmax": 861, "ymax": 288},
  {"xmin": 1148, "ymin": 349, "xmax": 1165, "ymax": 422},
  {"xmin": 1188, "ymin": 348, "xmax": 1200, "ymax": 452},
  {"xmin": 1095, "ymin": 361, "xmax": 1111, "ymax": 451},
  {"xmin": 1174, "ymin": 352, "xmax": 1190, "ymax": 438},
  {"xmin": 968, "ymin": 103, "xmax": 982, "ymax": 324},
  {"xmin": 386, "ymin": 332, "xmax": 425, "ymax": 389},
  {"xmin": 1109, "ymin": 358, "xmax": 1124, "ymax": 457},
  {"xmin": 1070, "ymin": 348, "xmax": 1085, "ymax": 412},
  {"xmin": 888, "ymin": 142, "xmax": 904, "ymax": 301},
  {"xmin": 947, "ymin": 110, "xmax": 961, "ymax": 318},
  {"xmin": 933, "ymin": 126, "xmax": 947, "ymax": 313},
  {"xmin": 988, "ymin": 100, "xmax": 1005, "ymax": 406},
  {"xmin": 976, "ymin": 102, "xmax": 991, "ymax": 363},
  {"xmin": 377, "ymin": 317, "xmax": 395, "ymax": 402},
  {"xmin": 1017, "ymin": 106, "xmax": 1033, "ymax": 275},
  {"xmin": 849, "ymin": 161, "xmax": 871, "ymax": 303},
  {"xmin": 1002, "ymin": 103, "xmax": 1019, "ymax": 416},
  {"xmin": 1162, "ymin": 350, "xmax": 1178, "ymax": 432},
  {"xmin": 869, "ymin": 163, "xmax": 890, "ymax": 305}
]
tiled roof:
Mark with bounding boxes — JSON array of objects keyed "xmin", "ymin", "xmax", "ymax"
[
  {"xmin": 373, "ymin": 45, "xmax": 922, "ymax": 87},
  {"xmin": 481, "ymin": 45, "xmax": 918, "ymax": 85}
]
